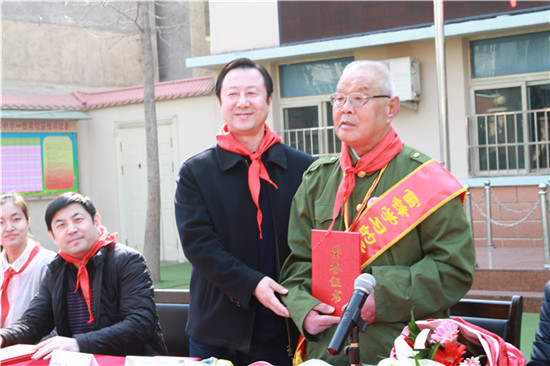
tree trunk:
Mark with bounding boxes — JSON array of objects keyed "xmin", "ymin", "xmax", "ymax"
[{"xmin": 138, "ymin": 1, "xmax": 161, "ymax": 284}]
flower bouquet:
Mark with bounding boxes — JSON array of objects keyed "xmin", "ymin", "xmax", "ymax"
[{"xmin": 378, "ymin": 315, "xmax": 525, "ymax": 366}]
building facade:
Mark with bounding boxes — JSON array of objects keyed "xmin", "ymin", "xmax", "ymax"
[
  {"xmin": 1, "ymin": 1, "xmax": 549, "ymax": 260},
  {"xmin": 187, "ymin": 1, "xmax": 550, "ymax": 250},
  {"xmin": 1, "ymin": 1, "xmax": 213, "ymax": 260}
]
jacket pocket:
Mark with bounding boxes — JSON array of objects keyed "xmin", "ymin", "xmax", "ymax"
[
  {"xmin": 313, "ymin": 204, "xmax": 334, "ymax": 228},
  {"xmin": 198, "ymin": 280, "xmax": 216, "ymax": 309}
]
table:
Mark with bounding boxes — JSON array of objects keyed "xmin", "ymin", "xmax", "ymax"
[
  {"xmin": 6, "ymin": 354, "xmax": 125, "ymax": 366},
  {"xmin": 1, "ymin": 345, "xmax": 201, "ymax": 366}
]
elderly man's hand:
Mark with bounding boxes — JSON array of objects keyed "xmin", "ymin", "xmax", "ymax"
[
  {"xmin": 254, "ymin": 276, "xmax": 291, "ymax": 318},
  {"xmin": 360, "ymin": 291, "xmax": 376, "ymax": 324},
  {"xmin": 32, "ymin": 336, "xmax": 80, "ymax": 360},
  {"xmin": 303, "ymin": 303, "xmax": 340, "ymax": 335}
]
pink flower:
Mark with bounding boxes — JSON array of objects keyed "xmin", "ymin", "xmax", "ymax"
[
  {"xmin": 430, "ymin": 320, "xmax": 459, "ymax": 344},
  {"xmin": 458, "ymin": 357, "xmax": 481, "ymax": 366}
]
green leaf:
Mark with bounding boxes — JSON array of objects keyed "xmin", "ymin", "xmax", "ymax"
[
  {"xmin": 408, "ymin": 308, "xmax": 421, "ymax": 341},
  {"xmin": 427, "ymin": 342, "xmax": 440, "ymax": 359}
]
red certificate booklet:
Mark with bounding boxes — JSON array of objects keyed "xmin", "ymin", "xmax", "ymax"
[
  {"xmin": 311, "ymin": 229, "xmax": 361, "ymax": 316},
  {"xmin": 0, "ymin": 344, "xmax": 36, "ymax": 365}
]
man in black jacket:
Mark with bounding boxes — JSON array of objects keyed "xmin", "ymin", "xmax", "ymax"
[
  {"xmin": 0, "ymin": 192, "xmax": 167, "ymax": 359},
  {"xmin": 174, "ymin": 58, "xmax": 314, "ymax": 366},
  {"xmin": 529, "ymin": 280, "xmax": 550, "ymax": 365}
]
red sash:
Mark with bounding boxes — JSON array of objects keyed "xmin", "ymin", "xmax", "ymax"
[{"xmin": 354, "ymin": 159, "xmax": 466, "ymax": 268}]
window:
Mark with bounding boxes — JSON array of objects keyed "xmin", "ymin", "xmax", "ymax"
[
  {"xmin": 282, "ymin": 102, "xmax": 341, "ymax": 157},
  {"xmin": 470, "ymin": 31, "xmax": 550, "ymax": 78},
  {"xmin": 467, "ymin": 84, "xmax": 550, "ymax": 175},
  {"xmin": 279, "ymin": 57, "xmax": 352, "ymax": 156},
  {"xmin": 529, "ymin": 84, "xmax": 550, "ymax": 171},
  {"xmin": 467, "ymin": 32, "xmax": 550, "ymax": 176}
]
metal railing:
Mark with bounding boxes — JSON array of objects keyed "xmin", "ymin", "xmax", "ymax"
[
  {"xmin": 282, "ymin": 125, "xmax": 341, "ymax": 157},
  {"xmin": 464, "ymin": 179, "xmax": 550, "ymax": 269},
  {"xmin": 466, "ymin": 108, "xmax": 550, "ymax": 176}
]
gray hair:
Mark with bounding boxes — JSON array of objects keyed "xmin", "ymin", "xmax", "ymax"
[{"xmin": 341, "ymin": 60, "xmax": 396, "ymax": 97}]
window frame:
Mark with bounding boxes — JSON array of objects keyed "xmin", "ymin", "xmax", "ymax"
[
  {"xmin": 279, "ymin": 94, "xmax": 339, "ymax": 157},
  {"xmin": 276, "ymin": 56, "xmax": 353, "ymax": 157},
  {"xmin": 466, "ymin": 30, "xmax": 550, "ymax": 177},
  {"xmin": 468, "ymin": 74, "xmax": 549, "ymax": 176}
]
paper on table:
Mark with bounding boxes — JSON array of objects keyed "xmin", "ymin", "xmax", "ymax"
[
  {"xmin": 49, "ymin": 349, "xmax": 98, "ymax": 366},
  {"xmin": 0, "ymin": 344, "xmax": 36, "ymax": 365},
  {"xmin": 124, "ymin": 356, "xmax": 203, "ymax": 366}
]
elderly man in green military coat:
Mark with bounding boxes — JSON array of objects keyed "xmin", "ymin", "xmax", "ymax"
[{"xmin": 280, "ymin": 60, "xmax": 475, "ymax": 366}]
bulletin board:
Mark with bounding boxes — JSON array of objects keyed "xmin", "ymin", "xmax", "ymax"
[{"xmin": 1, "ymin": 120, "xmax": 79, "ymax": 196}]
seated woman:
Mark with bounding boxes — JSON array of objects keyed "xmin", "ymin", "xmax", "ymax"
[{"xmin": 1, "ymin": 192, "xmax": 56, "ymax": 327}]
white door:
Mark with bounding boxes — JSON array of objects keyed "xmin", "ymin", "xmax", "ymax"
[{"xmin": 115, "ymin": 119, "xmax": 185, "ymax": 262}]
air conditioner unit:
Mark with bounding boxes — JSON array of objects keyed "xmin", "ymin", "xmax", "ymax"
[{"xmin": 380, "ymin": 57, "xmax": 421, "ymax": 108}]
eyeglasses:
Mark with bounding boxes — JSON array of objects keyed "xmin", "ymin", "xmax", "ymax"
[{"xmin": 329, "ymin": 93, "xmax": 390, "ymax": 108}]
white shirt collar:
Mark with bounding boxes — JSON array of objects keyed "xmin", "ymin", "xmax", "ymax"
[{"xmin": 1, "ymin": 239, "xmax": 38, "ymax": 272}]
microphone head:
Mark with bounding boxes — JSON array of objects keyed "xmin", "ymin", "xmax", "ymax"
[{"xmin": 354, "ymin": 273, "xmax": 376, "ymax": 294}]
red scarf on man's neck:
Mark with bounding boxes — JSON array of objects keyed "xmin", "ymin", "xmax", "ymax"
[
  {"xmin": 58, "ymin": 226, "xmax": 117, "ymax": 323},
  {"xmin": 1, "ymin": 243, "xmax": 41, "ymax": 327},
  {"xmin": 329, "ymin": 126, "xmax": 404, "ymax": 231},
  {"xmin": 216, "ymin": 123, "xmax": 281, "ymax": 238}
]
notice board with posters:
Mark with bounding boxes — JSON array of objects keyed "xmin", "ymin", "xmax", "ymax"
[{"xmin": 1, "ymin": 120, "xmax": 79, "ymax": 196}]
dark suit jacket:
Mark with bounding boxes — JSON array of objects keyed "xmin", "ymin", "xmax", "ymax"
[
  {"xmin": 0, "ymin": 243, "xmax": 167, "ymax": 356},
  {"xmin": 529, "ymin": 281, "xmax": 550, "ymax": 365},
  {"xmin": 174, "ymin": 142, "xmax": 314, "ymax": 352}
]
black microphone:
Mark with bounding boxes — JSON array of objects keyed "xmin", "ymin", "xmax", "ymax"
[{"xmin": 327, "ymin": 273, "xmax": 376, "ymax": 356}]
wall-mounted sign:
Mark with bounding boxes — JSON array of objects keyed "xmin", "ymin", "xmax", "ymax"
[{"xmin": 1, "ymin": 120, "xmax": 79, "ymax": 196}]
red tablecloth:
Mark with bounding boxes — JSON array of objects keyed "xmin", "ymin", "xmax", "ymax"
[
  {"xmin": 5, "ymin": 354, "xmax": 125, "ymax": 366},
  {"xmin": 1, "ymin": 345, "xmax": 201, "ymax": 366}
]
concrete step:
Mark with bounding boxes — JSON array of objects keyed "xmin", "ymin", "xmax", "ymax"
[
  {"xmin": 467, "ymin": 268, "xmax": 548, "ymax": 313},
  {"xmin": 469, "ymin": 247, "xmax": 548, "ymax": 313},
  {"xmin": 471, "ymin": 269, "xmax": 549, "ymax": 292}
]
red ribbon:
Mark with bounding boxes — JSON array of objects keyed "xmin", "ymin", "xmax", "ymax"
[
  {"xmin": 216, "ymin": 123, "xmax": 282, "ymax": 238},
  {"xmin": 58, "ymin": 226, "xmax": 117, "ymax": 323},
  {"xmin": 1, "ymin": 244, "xmax": 41, "ymax": 327},
  {"xmin": 329, "ymin": 126, "xmax": 403, "ymax": 232}
]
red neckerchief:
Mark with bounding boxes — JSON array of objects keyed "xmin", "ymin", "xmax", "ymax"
[
  {"xmin": 58, "ymin": 226, "xmax": 117, "ymax": 323},
  {"xmin": 329, "ymin": 126, "xmax": 404, "ymax": 232},
  {"xmin": 1, "ymin": 243, "xmax": 41, "ymax": 327},
  {"xmin": 216, "ymin": 123, "xmax": 282, "ymax": 238}
]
